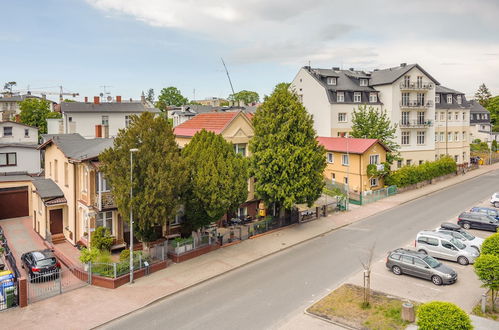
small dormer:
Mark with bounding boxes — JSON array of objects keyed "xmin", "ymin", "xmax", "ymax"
[
  {"xmin": 446, "ymin": 94, "xmax": 452, "ymax": 104},
  {"xmin": 327, "ymin": 77, "xmax": 337, "ymax": 86},
  {"xmin": 359, "ymin": 78, "xmax": 368, "ymax": 87}
]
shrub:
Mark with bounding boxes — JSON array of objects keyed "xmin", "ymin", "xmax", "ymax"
[
  {"xmin": 79, "ymin": 247, "xmax": 101, "ymax": 264},
  {"xmin": 119, "ymin": 249, "xmax": 130, "ymax": 261},
  {"xmin": 481, "ymin": 232, "xmax": 499, "ymax": 257},
  {"xmin": 417, "ymin": 301, "xmax": 472, "ymax": 330},
  {"xmin": 91, "ymin": 227, "xmax": 114, "ymax": 251},
  {"xmin": 474, "ymin": 254, "xmax": 499, "ymax": 311}
]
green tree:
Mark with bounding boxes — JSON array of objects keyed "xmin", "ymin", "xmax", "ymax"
[
  {"xmin": 146, "ymin": 88, "xmax": 154, "ymax": 103},
  {"xmin": 99, "ymin": 112, "xmax": 187, "ymax": 242},
  {"xmin": 155, "ymin": 87, "xmax": 188, "ymax": 110},
  {"xmin": 229, "ymin": 90, "xmax": 259, "ymax": 105},
  {"xmin": 492, "ymin": 140, "xmax": 498, "ymax": 152},
  {"xmin": 486, "ymin": 95, "xmax": 499, "ymax": 131},
  {"xmin": 3, "ymin": 81, "xmax": 16, "ymax": 93},
  {"xmin": 417, "ymin": 301, "xmax": 472, "ymax": 329},
  {"xmin": 481, "ymin": 232, "xmax": 499, "ymax": 257},
  {"xmin": 351, "ymin": 105, "xmax": 399, "ymax": 164},
  {"xmin": 475, "ymin": 83, "xmax": 492, "ymax": 107},
  {"xmin": 19, "ymin": 98, "xmax": 61, "ymax": 135},
  {"xmin": 474, "ymin": 254, "xmax": 499, "ymax": 311},
  {"xmin": 182, "ymin": 129, "xmax": 249, "ymax": 232},
  {"xmin": 250, "ymin": 83, "xmax": 326, "ymax": 217}
]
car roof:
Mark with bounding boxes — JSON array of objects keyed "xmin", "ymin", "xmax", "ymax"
[
  {"xmin": 440, "ymin": 222, "xmax": 461, "ymax": 230},
  {"xmin": 417, "ymin": 231, "xmax": 453, "ymax": 239},
  {"xmin": 391, "ymin": 248, "xmax": 426, "ymax": 258},
  {"xmin": 471, "ymin": 206, "xmax": 498, "ymax": 212},
  {"xmin": 29, "ymin": 250, "xmax": 55, "ymax": 261}
]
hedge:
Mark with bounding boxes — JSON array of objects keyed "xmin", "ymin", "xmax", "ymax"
[
  {"xmin": 385, "ymin": 156, "xmax": 457, "ymax": 188},
  {"xmin": 481, "ymin": 232, "xmax": 499, "ymax": 257},
  {"xmin": 417, "ymin": 301, "xmax": 472, "ymax": 330}
]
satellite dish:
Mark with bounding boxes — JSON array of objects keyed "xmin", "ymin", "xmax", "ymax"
[
  {"xmin": 107, "ymin": 96, "xmax": 112, "ymax": 102},
  {"xmin": 99, "ymin": 93, "xmax": 104, "ymax": 97}
]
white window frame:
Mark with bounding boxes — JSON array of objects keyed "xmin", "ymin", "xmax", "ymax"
[
  {"xmin": 369, "ymin": 93, "xmax": 377, "ymax": 103},
  {"xmin": 234, "ymin": 143, "xmax": 247, "ymax": 157},
  {"xmin": 96, "ymin": 211, "xmax": 114, "ymax": 235},
  {"xmin": 24, "ymin": 129, "xmax": 29, "ymax": 138},
  {"xmin": 370, "ymin": 177, "xmax": 378, "ymax": 187},
  {"xmin": 455, "ymin": 112, "xmax": 459, "ymax": 120},
  {"xmin": 457, "ymin": 95, "xmax": 462, "ymax": 104},
  {"xmin": 3, "ymin": 127, "xmax": 12, "ymax": 137},
  {"xmin": 336, "ymin": 92, "xmax": 344, "ymax": 103},
  {"xmin": 327, "ymin": 153, "xmax": 334, "ymax": 163},
  {"xmin": 353, "ymin": 92, "xmax": 361, "ymax": 103},
  {"xmin": 342, "ymin": 154, "xmax": 349, "ymax": 166},
  {"xmin": 82, "ymin": 167, "xmax": 88, "ymax": 193},
  {"xmin": 447, "ymin": 94, "xmax": 452, "ymax": 104},
  {"xmin": 369, "ymin": 154, "xmax": 379, "ymax": 165},
  {"xmin": 448, "ymin": 132, "xmax": 452, "ymax": 142},
  {"xmin": 102, "ymin": 115, "xmax": 109, "ymax": 126},
  {"xmin": 401, "ymin": 131, "xmax": 410, "ymax": 145},
  {"xmin": 125, "ymin": 115, "xmax": 131, "ymax": 128},
  {"xmin": 417, "ymin": 131, "xmax": 425, "ymax": 145},
  {"xmin": 462, "ymin": 131, "xmax": 466, "ymax": 141},
  {"xmin": 360, "ymin": 79, "xmax": 368, "ymax": 86},
  {"xmin": 454, "ymin": 132, "xmax": 459, "ymax": 142},
  {"xmin": 338, "ymin": 113, "xmax": 347, "ymax": 123},
  {"xmin": 440, "ymin": 132, "xmax": 444, "ymax": 142},
  {"xmin": 327, "ymin": 77, "xmax": 337, "ymax": 85},
  {"xmin": 0, "ymin": 152, "xmax": 16, "ymax": 166},
  {"xmin": 435, "ymin": 94, "xmax": 440, "ymax": 104}
]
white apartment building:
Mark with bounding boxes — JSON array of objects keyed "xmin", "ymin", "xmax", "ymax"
[
  {"xmin": 291, "ymin": 63, "xmax": 470, "ymax": 166},
  {"xmin": 0, "ymin": 121, "xmax": 41, "ymax": 174}
]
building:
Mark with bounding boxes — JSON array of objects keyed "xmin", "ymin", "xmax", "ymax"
[
  {"xmin": 318, "ymin": 137, "xmax": 389, "ymax": 193},
  {"xmin": 468, "ymin": 100, "xmax": 495, "ymax": 142},
  {"xmin": 0, "ymin": 121, "xmax": 40, "ymax": 174},
  {"xmin": 47, "ymin": 96, "xmax": 160, "ymax": 138},
  {"xmin": 0, "ymin": 93, "xmax": 56, "ymax": 121},
  {"xmin": 173, "ymin": 111, "xmax": 258, "ymax": 219},
  {"xmin": 193, "ymin": 97, "xmax": 228, "ymax": 107},
  {"xmin": 434, "ymin": 86, "xmax": 471, "ymax": 163}
]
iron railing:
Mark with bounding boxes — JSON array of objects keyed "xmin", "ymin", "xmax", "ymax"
[
  {"xmin": 400, "ymin": 82, "xmax": 434, "ymax": 90},
  {"xmin": 399, "ymin": 120, "xmax": 433, "ymax": 128},
  {"xmin": 400, "ymin": 100, "xmax": 434, "ymax": 108}
]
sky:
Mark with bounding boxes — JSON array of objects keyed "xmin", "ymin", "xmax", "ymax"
[{"xmin": 1, "ymin": 0, "xmax": 498, "ymax": 102}]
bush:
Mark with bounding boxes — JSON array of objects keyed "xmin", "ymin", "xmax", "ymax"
[
  {"xmin": 385, "ymin": 156, "xmax": 457, "ymax": 188},
  {"xmin": 481, "ymin": 233, "xmax": 499, "ymax": 257},
  {"xmin": 474, "ymin": 254, "xmax": 499, "ymax": 311},
  {"xmin": 417, "ymin": 301, "xmax": 472, "ymax": 330},
  {"xmin": 91, "ymin": 227, "xmax": 114, "ymax": 251},
  {"xmin": 79, "ymin": 247, "xmax": 100, "ymax": 264}
]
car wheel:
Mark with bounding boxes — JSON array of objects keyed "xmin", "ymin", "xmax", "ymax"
[
  {"xmin": 494, "ymin": 202, "xmax": 499, "ymax": 208},
  {"xmin": 392, "ymin": 265, "xmax": 402, "ymax": 275},
  {"xmin": 418, "ymin": 249, "xmax": 427, "ymax": 254},
  {"xmin": 431, "ymin": 275, "xmax": 443, "ymax": 286},
  {"xmin": 462, "ymin": 222, "xmax": 471, "ymax": 230},
  {"xmin": 457, "ymin": 256, "xmax": 469, "ymax": 265}
]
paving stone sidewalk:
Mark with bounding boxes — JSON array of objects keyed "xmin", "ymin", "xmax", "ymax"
[{"xmin": 3, "ymin": 163, "xmax": 499, "ymax": 330}]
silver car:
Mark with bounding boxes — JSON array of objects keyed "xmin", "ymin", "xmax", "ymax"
[
  {"xmin": 437, "ymin": 223, "xmax": 484, "ymax": 253},
  {"xmin": 415, "ymin": 231, "xmax": 479, "ymax": 265}
]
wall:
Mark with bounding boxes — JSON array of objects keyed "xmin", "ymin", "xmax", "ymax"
[
  {"xmin": 434, "ymin": 108, "xmax": 470, "ymax": 163},
  {"xmin": 0, "ymin": 146, "xmax": 40, "ymax": 174},
  {"xmin": 0, "ymin": 122, "xmax": 38, "ymax": 144},
  {"xmin": 62, "ymin": 112, "xmax": 145, "ymax": 138}
]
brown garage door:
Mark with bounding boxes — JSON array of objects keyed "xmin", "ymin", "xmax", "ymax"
[{"xmin": 0, "ymin": 186, "xmax": 29, "ymax": 220}]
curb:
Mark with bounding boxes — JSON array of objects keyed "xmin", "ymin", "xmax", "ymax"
[{"xmin": 303, "ymin": 309, "xmax": 357, "ymax": 330}]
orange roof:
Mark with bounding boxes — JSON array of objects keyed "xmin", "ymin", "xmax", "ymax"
[
  {"xmin": 174, "ymin": 111, "xmax": 252, "ymax": 137},
  {"xmin": 317, "ymin": 137, "xmax": 389, "ymax": 154}
]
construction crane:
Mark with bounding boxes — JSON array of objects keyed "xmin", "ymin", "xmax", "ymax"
[
  {"xmin": 221, "ymin": 58, "xmax": 235, "ymax": 97},
  {"xmin": 15, "ymin": 85, "xmax": 79, "ymax": 103}
]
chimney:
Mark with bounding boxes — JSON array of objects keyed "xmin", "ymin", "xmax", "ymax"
[
  {"xmin": 332, "ymin": 67, "xmax": 340, "ymax": 70},
  {"xmin": 400, "ymin": 63, "xmax": 407, "ymax": 67},
  {"xmin": 93, "ymin": 96, "xmax": 100, "ymax": 104},
  {"xmin": 116, "ymin": 95, "xmax": 122, "ymax": 103},
  {"xmin": 349, "ymin": 67, "xmax": 354, "ymax": 71},
  {"xmin": 15, "ymin": 114, "xmax": 20, "ymax": 123},
  {"xmin": 129, "ymin": 98, "xmax": 133, "ymax": 102},
  {"xmin": 84, "ymin": 96, "xmax": 88, "ymax": 103},
  {"xmin": 95, "ymin": 125, "xmax": 102, "ymax": 138},
  {"xmin": 141, "ymin": 93, "xmax": 146, "ymax": 104}
]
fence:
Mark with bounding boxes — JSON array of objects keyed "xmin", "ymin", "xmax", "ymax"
[
  {"xmin": 325, "ymin": 181, "xmax": 397, "ymax": 206},
  {"xmin": 167, "ymin": 234, "xmax": 214, "ymax": 256}
]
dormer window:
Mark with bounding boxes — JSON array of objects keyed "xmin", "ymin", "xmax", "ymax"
[
  {"xmin": 435, "ymin": 94, "xmax": 440, "ymax": 104},
  {"xmin": 327, "ymin": 77, "xmax": 337, "ymax": 85},
  {"xmin": 447, "ymin": 95, "xmax": 452, "ymax": 104},
  {"xmin": 360, "ymin": 79, "xmax": 368, "ymax": 86},
  {"xmin": 369, "ymin": 92, "xmax": 377, "ymax": 103},
  {"xmin": 354, "ymin": 92, "xmax": 361, "ymax": 103},
  {"xmin": 337, "ymin": 92, "xmax": 345, "ymax": 102},
  {"xmin": 457, "ymin": 95, "xmax": 462, "ymax": 104}
]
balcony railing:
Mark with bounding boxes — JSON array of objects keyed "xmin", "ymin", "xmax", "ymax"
[
  {"xmin": 92, "ymin": 191, "xmax": 116, "ymax": 210},
  {"xmin": 400, "ymin": 100, "xmax": 433, "ymax": 108},
  {"xmin": 400, "ymin": 82, "xmax": 434, "ymax": 90},
  {"xmin": 399, "ymin": 120, "xmax": 433, "ymax": 128}
]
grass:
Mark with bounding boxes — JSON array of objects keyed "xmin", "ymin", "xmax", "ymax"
[
  {"xmin": 307, "ymin": 284, "xmax": 418, "ymax": 330},
  {"xmin": 472, "ymin": 291, "xmax": 499, "ymax": 321}
]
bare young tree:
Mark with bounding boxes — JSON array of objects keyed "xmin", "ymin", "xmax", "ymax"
[{"xmin": 359, "ymin": 243, "xmax": 376, "ymax": 307}]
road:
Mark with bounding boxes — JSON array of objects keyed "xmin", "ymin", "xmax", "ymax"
[{"xmin": 102, "ymin": 169, "xmax": 499, "ymax": 330}]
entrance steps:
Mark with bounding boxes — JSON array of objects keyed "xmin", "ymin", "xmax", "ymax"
[{"xmin": 51, "ymin": 234, "xmax": 66, "ymax": 244}]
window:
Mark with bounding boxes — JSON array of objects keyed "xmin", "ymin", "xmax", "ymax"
[
  {"xmin": 359, "ymin": 79, "xmax": 368, "ymax": 86},
  {"xmin": 338, "ymin": 113, "xmax": 347, "ymax": 122},
  {"xmin": 454, "ymin": 132, "xmax": 459, "ymax": 142},
  {"xmin": 337, "ymin": 92, "xmax": 344, "ymax": 102},
  {"xmin": 447, "ymin": 94, "xmax": 452, "ymax": 104},
  {"xmin": 435, "ymin": 112, "xmax": 438, "ymax": 121},
  {"xmin": 54, "ymin": 159, "xmax": 58, "ymax": 182},
  {"xmin": 0, "ymin": 152, "xmax": 16, "ymax": 166},
  {"xmin": 369, "ymin": 154, "xmax": 379, "ymax": 165},
  {"xmin": 440, "ymin": 112, "xmax": 444, "ymax": 121},
  {"xmin": 435, "ymin": 94, "xmax": 440, "ymax": 104},
  {"xmin": 49, "ymin": 162, "xmax": 52, "ymax": 177},
  {"xmin": 327, "ymin": 77, "xmax": 337, "ymax": 85},
  {"xmin": 401, "ymin": 131, "xmax": 410, "ymax": 145},
  {"xmin": 342, "ymin": 154, "xmax": 349, "ymax": 166},
  {"xmin": 370, "ymin": 177, "xmax": 378, "ymax": 187},
  {"xmin": 427, "ymin": 237, "xmax": 438, "ymax": 246},
  {"xmin": 24, "ymin": 129, "xmax": 29, "ymax": 138},
  {"xmin": 3, "ymin": 127, "xmax": 12, "ymax": 137},
  {"xmin": 417, "ymin": 93, "xmax": 425, "ymax": 105},
  {"xmin": 419, "ymin": 160, "xmax": 424, "ymax": 165},
  {"xmin": 125, "ymin": 115, "xmax": 131, "ymax": 128},
  {"xmin": 102, "ymin": 116, "xmax": 109, "ymax": 126},
  {"xmin": 439, "ymin": 132, "xmax": 444, "ymax": 142},
  {"xmin": 457, "ymin": 95, "xmax": 462, "ymax": 104},
  {"xmin": 414, "ymin": 258, "xmax": 427, "ymax": 268},
  {"xmin": 96, "ymin": 211, "xmax": 113, "ymax": 234},
  {"xmin": 233, "ymin": 144, "xmax": 246, "ymax": 156},
  {"xmin": 344, "ymin": 176, "xmax": 348, "ymax": 184},
  {"xmin": 401, "ymin": 255, "xmax": 413, "ymax": 264},
  {"xmin": 448, "ymin": 112, "xmax": 452, "ymax": 120},
  {"xmin": 397, "ymin": 160, "xmax": 402, "ymax": 168},
  {"xmin": 401, "ymin": 112, "xmax": 409, "ymax": 125},
  {"xmin": 353, "ymin": 92, "xmax": 361, "ymax": 103},
  {"xmin": 404, "ymin": 75, "xmax": 410, "ymax": 87},
  {"xmin": 82, "ymin": 168, "xmax": 88, "ymax": 192},
  {"xmin": 401, "ymin": 93, "xmax": 409, "ymax": 106},
  {"xmin": 417, "ymin": 76, "xmax": 423, "ymax": 88},
  {"xmin": 327, "ymin": 153, "xmax": 334, "ymax": 163},
  {"xmin": 454, "ymin": 155, "xmax": 459, "ymax": 162},
  {"xmin": 172, "ymin": 206, "xmax": 185, "ymax": 225},
  {"xmin": 462, "ymin": 131, "xmax": 466, "ymax": 141},
  {"xmin": 435, "ymin": 133, "xmax": 438, "ymax": 142},
  {"xmin": 462, "ymin": 112, "xmax": 466, "ymax": 121},
  {"xmin": 406, "ymin": 159, "xmax": 412, "ymax": 166},
  {"xmin": 99, "ymin": 175, "xmax": 111, "ymax": 192},
  {"xmin": 369, "ymin": 92, "xmax": 377, "ymax": 103},
  {"xmin": 237, "ymin": 207, "xmax": 248, "ymax": 218},
  {"xmin": 331, "ymin": 173, "xmax": 335, "ymax": 182},
  {"xmin": 68, "ymin": 116, "xmax": 72, "ymax": 122},
  {"xmin": 455, "ymin": 112, "xmax": 459, "ymax": 120},
  {"xmin": 418, "ymin": 111, "xmax": 425, "ymax": 124},
  {"xmin": 417, "ymin": 131, "xmax": 425, "ymax": 145},
  {"xmin": 448, "ymin": 132, "xmax": 452, "ymax": 142},
  {"xmin": 64, "ymin": 162, "xmax": 68, "ymax": 187}
]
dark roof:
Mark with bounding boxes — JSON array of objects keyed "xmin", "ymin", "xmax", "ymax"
[
  {"xmin": 310, "ymin": 68, "xmax": 376, "ymax": 92},
  {"xmin": 0, "ymin": 94, "xmax": 50, "ymax": 103},
  {"xmin": 40, "ymin": 133, "xmax": 113, "ymax": 161},
  {"xmin": 370, "ymin": 64, "xmax": 439, "ymax": 86},
  {"xmin": 435, "ymin": 86, "xmax": 470, "ymax": 110},
  {"xmin": 0, "ymin": 144, "xmax": 38, "ymax": 149},
  {"xmin": 0, "ymin": 174, "xmax": 33, "ymax": 182},
  {"xmin": 469, "ymin": 100, "xmax": 490, "ymax": 114},
  {"xmin": 32, "ymin": 178, "xmax": 64, "ymax": 199},
  {"xmin": 436, "ymin": 85, "xmax": 464, "ymax": 95},
  {"xmin": 61, "ymin": 102, "xmax": 160, "ymax": 114}
]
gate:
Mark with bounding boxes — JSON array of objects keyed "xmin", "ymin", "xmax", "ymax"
[{"xmin": 27, "ymin": 267, "xmax": 89, "ymax": 304}]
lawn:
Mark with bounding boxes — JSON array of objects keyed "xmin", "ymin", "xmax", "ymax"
[
  {"xmin": 472, "ymin": 290, "xmax": 499, "ymax": 321},
  {"xmin": 307, "ymin": 284, "xmax": 418, "ymax": 329}
]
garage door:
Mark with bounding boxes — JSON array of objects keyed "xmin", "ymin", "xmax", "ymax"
[{"xmin": 0, "ymin": 186, "xmax": 29, "ymax": 220}]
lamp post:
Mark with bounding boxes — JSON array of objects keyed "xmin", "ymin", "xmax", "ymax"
[{"xmin": 129, "ymin": 148, "xmax": 139, "ymax": 284}]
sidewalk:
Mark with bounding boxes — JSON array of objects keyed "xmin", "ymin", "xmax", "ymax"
[{"xmin": 4, "ymin": 164, "xmax": 499, "ymax": 330}]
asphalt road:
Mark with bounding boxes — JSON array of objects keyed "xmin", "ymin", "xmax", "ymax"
[{"xmin": 102, "ymin": 169, "xmax": 499, "ymax": 330}]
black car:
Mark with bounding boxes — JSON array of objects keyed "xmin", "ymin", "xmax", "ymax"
[
  {"xmin": 21, "ymin": 250, "xmax": 61, "ymax": 282},
  {"xmin": 458, "ymin": 212, "xmax": 499, "ymax": 232}
]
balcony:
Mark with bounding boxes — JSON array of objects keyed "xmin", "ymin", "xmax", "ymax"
[
  {"xmin": 92, "ymin": 191, "xmax": 117, "ymax": 211},
  {"xmin": 400, "ymin": 100, "xmax": 433, "ymax": 109},
  {"xmin": 399, "ymin": 120, "xmax": 433, "ymax": 128},
  {"xmin": 400, "ymin": 82, "xmax": 434, "ymax": 90}
]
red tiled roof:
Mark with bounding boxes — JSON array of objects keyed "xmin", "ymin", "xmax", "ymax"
[
  {"xmin": 317, "ymin": 137, "xmax": 388, "ymax": 154},
  {"xmin": 174, "ymin": 111, "xmax": 251, "ymax": 137}
]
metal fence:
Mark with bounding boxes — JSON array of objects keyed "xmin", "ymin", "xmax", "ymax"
[
  {"xmin": 27, "ymin": 267, "xmax": 89, "ymax": 304},
  {"xmin": 325, "ymin": 181, "xmax": 397, "ymax": 206},
  {"xmin": 168, "ymin": 234, "xmax": 214, "ymax": 256}
]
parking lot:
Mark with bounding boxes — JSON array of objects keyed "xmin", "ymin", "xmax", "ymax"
[{"xmin": 347, "ymin": 198, "xmax": 495, "ymax": 312}]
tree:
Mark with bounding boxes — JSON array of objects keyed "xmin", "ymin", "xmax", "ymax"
[
  {"xmin": 155, "ymin": 87, "xmax": 188, "ymax": 110},
  {"xmin": 351, "ymin": 105, "xmax": 399, "ymax": 164},
  {"xmin": 181, "ymin": 129, "xmax": 248, "ymax": 232},
  {"xmin": 3, "ymin": 81, "xmax": 16, "ymax": 93},
  {"xmin": 229, "ymin": 90, "xmax": 259, "ymax": 105},
  {"xmin": 19, "ymin": 98, "xmax": 61, "ymax": 135},
  {"xmin": 99, "ymin": 112, "xmax": 187, "ymax": 242},
  {"xmin": 486, "ymin": 95, "xmax": 499, "ymax": 131},
  {"xmin": 475, "ymin": 83, "xmax": 492, "ymax": 107},
  {"xmin": 474, "ymin": 254, "xmax": 499, "ymax": 311},
  {"xmin": 250, "ymin": 83, "xmax": 326, "ymax": 217},
  {"xmin": 417, "ymin": 301, "xmax": 472, "ymax": 329},
  {"xmin": 146, "ymin": 88, "xmax": 154, "ymax": 103},
  {"xmin": 481, "ymin": 232, "xmax": 499, "ymax": 257}
]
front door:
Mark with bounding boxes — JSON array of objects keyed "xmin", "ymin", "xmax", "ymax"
[{"xmin": 50, "ymin": 209, "xmax": 63, "ymax": 234}]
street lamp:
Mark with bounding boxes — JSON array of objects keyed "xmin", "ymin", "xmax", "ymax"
[{"xmin": 129, "ymin": 148, "xmax": 139, "ymax": 284}]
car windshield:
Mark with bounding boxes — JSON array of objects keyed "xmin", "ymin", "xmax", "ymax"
[
  {"xmin": 423, "ymin": 256, "xmax": 441, "ymax": 268},
  {"xmin": 36, "ymin": 257, "xmax": 56, "ymax": 267},
  {"xmin": 458, "ymin": 230, "xmax": 475, "ymax": 240},
  {"xmin": 450, "ymin": 238, "xmax": 466, "ymax": 250}
]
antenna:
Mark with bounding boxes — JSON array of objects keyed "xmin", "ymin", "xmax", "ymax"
[
  {"xmin": 221, "ymin": 58, "xmax": 235, "ymax": 96},
  {"xmin": 193, "ymin": 88, "xmax": 196, "ymax": 101}
]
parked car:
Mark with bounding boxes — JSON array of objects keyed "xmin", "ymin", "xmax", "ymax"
[
  {"xmin": 415, "ymin": 231, "xmax": 479, "ymax": 265},
  {"xmin": 386, "ymin": 248, "xmax": 457, "ymax": 285},
  {"xmin": 457, "ymin": 212, "xmax": 499, "ymax": 232},
  {"xmin": 21, "ymin": 250, "xmax": 61, "ymax": 282},
  {"xmin": 470, "ymin": 206, "xmax": 499, "ymax": 220},
  {"xmin": 437, "ymin": 223, "xmax": 484, "ymax": 253},
  {"xmin": 491, "ymin": 192, "xmax": 499, "ymax": 208}
]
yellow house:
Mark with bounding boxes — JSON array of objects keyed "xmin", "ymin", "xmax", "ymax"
[
  {"xmin": 174, "ymin": 111, "xmax": 259, "ymax": 219},
  {"xmin": 317, "ymin": 137, "xmax": 389, "ymax": 193}
]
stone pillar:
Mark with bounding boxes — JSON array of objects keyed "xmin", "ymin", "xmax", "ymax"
[{"xmin": 18, "ymin": 277, "xmax": 28, "ymax": 307}]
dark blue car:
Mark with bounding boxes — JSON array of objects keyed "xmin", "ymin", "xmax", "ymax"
[{"xmin": 470, "ymin": 206, "xmax": 499, "ymax": 220}]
